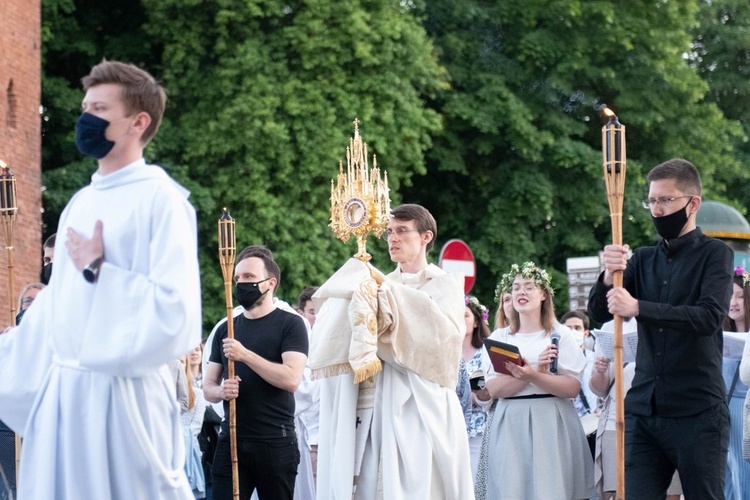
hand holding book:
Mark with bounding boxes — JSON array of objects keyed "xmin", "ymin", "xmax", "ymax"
[
  {"xmin": 483, "ymin": 338, "xmax": 525, "ymax": 376},
  {"xmin": 484, "ymin": 337, "xmax": 559, "ymax": 377}
]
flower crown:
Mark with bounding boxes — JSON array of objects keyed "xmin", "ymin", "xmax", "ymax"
[
  {"xmin": 495, "ymin": 261, "xmax": 553, "ymax": 301},
  {"xmin": 465, "ymin": 295, "xmax": 489, "ymax": 325},
  {"xmin": 735, "ymin": 266, "xmax": 750, "ymax": 288}
]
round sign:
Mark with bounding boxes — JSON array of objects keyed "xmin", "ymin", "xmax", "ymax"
[{"xmin": 438, "ymin": 239, "xmax": 476, "ymax": 294}]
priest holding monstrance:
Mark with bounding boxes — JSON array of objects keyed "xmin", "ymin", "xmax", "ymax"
[{"xmin": 311, "ymin": 120, "xmax": 474, "ymax": 499}]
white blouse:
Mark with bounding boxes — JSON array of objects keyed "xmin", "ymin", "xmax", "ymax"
[{"xmin": 481, "ymin": 324, "xmax": 586, "ymax": 398}]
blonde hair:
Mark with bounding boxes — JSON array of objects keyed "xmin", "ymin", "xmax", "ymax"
[
  {"xmin": 17, "ymin": 282, "xmax": 45, "ymax": 313},
  {"xmin": 493, "ymin": 292, "xmax": 511, "ymax": 330},
  {"xmin": 183, "ymin": 356, "xmax": 195, "ymax": 410}
]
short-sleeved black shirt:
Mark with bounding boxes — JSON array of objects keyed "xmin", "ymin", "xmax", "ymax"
[{"xmin": 209, "ymin": 308, "xmax": 308, "ymax": 441}]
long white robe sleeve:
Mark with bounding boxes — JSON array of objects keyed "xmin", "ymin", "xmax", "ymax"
[{"xmin": 0, "ymin": 160, "xmax": 201, "ymax": 500}]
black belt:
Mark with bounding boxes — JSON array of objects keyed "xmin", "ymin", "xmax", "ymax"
[{"xmin": 506, "ymin": 393, "xmax": 555, "ymax": 400}]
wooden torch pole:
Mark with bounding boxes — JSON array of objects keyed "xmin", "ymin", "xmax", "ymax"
[
  {"xmin": 0, "ymin": 162, "xmax": 21, "ymax": 488},
  {"xmin": 218, "ymin": 208, "xmax": 239, "ymax": 500},
  {"xmin": 0, "ymin": 163, "xmax": 17, "ymax": 326},
  {"xmin": 601, "ymin": 107, "xmax": 627, "ymax": 500}
]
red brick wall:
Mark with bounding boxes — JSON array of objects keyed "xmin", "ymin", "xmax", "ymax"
[{"xmin": 0, "ymin": 1, "xmax": 42, "ymax": 328}]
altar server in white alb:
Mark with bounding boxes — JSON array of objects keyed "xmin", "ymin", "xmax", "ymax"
[
  {"xmin": 313, "ymin": 203, "xmax": 474, "ymax": 499},
  {"xmin": 0, "ymin": 60, "xmax": 201, "ymax": 499}
]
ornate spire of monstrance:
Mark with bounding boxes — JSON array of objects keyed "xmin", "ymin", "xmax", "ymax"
[{"xmin": 329, "ymin": 119, "xmax": 391, "ymax": 261}]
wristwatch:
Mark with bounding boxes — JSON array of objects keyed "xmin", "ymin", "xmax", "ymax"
[{"xmin": 82, "ymin": 256, "xmax": 103, "ymax": 284}]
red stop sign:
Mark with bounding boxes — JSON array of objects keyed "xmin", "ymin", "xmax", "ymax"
[{"xmin": 438, "ymin": 239, "xmax": 476, "ymax": 294}]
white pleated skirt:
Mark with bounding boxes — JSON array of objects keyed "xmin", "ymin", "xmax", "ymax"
[{"xmin": 475, "ymin": 396, "xmax": 595, "ymax": 500}]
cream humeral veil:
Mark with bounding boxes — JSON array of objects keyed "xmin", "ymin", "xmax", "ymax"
[
  {"xmin": 310, "ymin": 258, "xmax": 463, "ymax": 389},
  {"xmin": 309, "ymin": 258, "xmax": 381, "ymax": 383},
  {"xmin": 311, "ymin": 259, "xmax": 473, "ymax": 500}
]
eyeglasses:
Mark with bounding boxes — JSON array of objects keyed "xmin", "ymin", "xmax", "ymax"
[
  {"xmin": 511, "ymin": 283, "xmax": 538, "ymax": 294},
  {"xmin": 382, "ymin": 228, "xmax": 419, "ymax": 240},
  {"xmin": 641, "ymin": 196, "xmax": 693, "ymax": 210}
]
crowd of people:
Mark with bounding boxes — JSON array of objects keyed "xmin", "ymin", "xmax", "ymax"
[{"xmin": 1, "ymin": 60, "xmax": 749, "ymax": 500}]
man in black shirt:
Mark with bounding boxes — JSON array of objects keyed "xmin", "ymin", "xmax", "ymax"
[
  {"xmin": 205, "ymin": 245, "xmax": 308, "ymax": 500},
  {"xmin": 588, "ymin": 158, "xmax": 732, "ymax": 499}
]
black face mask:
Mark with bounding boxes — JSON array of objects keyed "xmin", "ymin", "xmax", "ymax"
[
  {"xmin": 15, "ymin": 308, "xmax": 26, "ymax": 325},
  {"xmin": 651, "ymin": 197, "xmax": 693, "ymax": 241},
  {"xmin": 234, "ymin": 278, "xmax": 271, "ymax": 309},
  {"xmin": 41, "ymin": 262, "xmax": 52, "ymax": 285},
  {"xmin": 75, "ymin": 112, "xmax": 116, "ymax": 159}
]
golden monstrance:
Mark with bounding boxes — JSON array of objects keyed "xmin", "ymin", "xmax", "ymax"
[{"xmin": 329, "ymin": 119, "xmax": 391, "ymax": 262}]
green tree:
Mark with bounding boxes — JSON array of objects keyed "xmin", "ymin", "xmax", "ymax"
[
  {"xmin": 692, "ymin": 0, "xmax": 750, "ymax": 208},
  {"xmin": 41, "ymin": 0, "xmax": 157, "ymax": 234},
  {"xmin": 142, "ymin": 0, "xmax": 444, "ymax": 328},
  {"xmin": 406, "ymin": 0, "xmax": 743, "ymax": 313},
  {"xmin": 40, "ymin": 0, "xmax": 750, "ymax": 330}
]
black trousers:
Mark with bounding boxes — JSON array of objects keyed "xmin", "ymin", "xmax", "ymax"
[
  {"xmin": 211, "ymin": 436, "xmax": 299, "ymax": 500},
  {"xmin": 625, "ymin": 402, "xmax": 730, "ymax": 500},
  {"xmin": 0, "ymin": 420, "xmax": 16, "ymax": 499}
]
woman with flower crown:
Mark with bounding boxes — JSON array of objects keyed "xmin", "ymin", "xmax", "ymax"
[
  {"xmin": 726, "ymin": 266, "xmax": 750, "ymax": 499},
  {"xmin": 462, "ymin": 295, "xmax": 491, "ymax": 482},
  {"xmin": 474, "ymin": 262, "xmax": 595, "ymax": 499}
]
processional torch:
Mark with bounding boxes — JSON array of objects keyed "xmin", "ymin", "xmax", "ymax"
[
  {"xmin": 0, "ymin": 160, "xmax": 21, "ymax": 486},
  {"xmin": 329, "ymin": 118, "xmax": 391, "ymax": 264},
  {"xmin": 0, "ymin": 160, "xmax": 18, "ymax": 326},
  {"xmin": 601, "ymin": 105, "xmax": 626, "ymax": 500},
  {"xmin": 218, "ymin": 209, "xmax": 239, "ymax": 500}
]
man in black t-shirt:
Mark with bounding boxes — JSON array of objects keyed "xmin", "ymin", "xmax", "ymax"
[{"xmin": 205, "ymin": 245, "xmax": 308, "ymax": 500}]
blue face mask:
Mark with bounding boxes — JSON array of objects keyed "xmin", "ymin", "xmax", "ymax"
[{"xmin": 75, "ymin": 112, "xmax": 115, "ymax": 159}]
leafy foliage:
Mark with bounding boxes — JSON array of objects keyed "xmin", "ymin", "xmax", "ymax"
[
  {"xmin": 141, "ymin": 0, "xmax": 444, "ymax": 328},
  {"xmin": 691, "ymin": 0, "xmax": 750, "ymax": 208},
  {"xmin": 41, "ymin": 0, "xmax": 156, "ymax": 231},
  {"xmin": 406, "ymin": 0, "xmax": 744, "ymax": 312},
  {"xmin": 42, "ymin": 0, "xmax": 443, "ymax": 331},
  {"xmin": 40, "ymin": 0, "xmax": 750, "ymax": 329}
]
